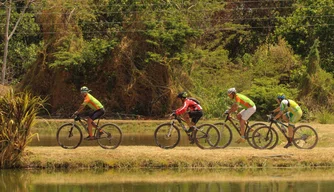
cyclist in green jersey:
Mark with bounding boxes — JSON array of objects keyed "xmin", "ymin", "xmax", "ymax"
[
  {"xmin": 272, "ymin": 93, "xmax": 303, "ymax": 148},
  {"xmin": 74, "ymin": 86, "xmax": 105, "ymax": 140},
  {"xmin": 226, "ymin": 88, "xmax": 256, "ymax": 144}
]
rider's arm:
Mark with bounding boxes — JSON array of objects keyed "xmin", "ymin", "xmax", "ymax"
[
  {"xmin": 75, "ymin": 96, "xmax": 89, "ymax": 115},
  {"xmin": 273, "ymin": 111, "xmax": 283, "ymax": 120},
  {"xmin": 228, "ymin": 103, "xmax": 238, "ymax": 113},
  {"xmin": 75, "ymin": 104, "xmax": 85, "ymax": 114},
  {"xmin": 175, "ymin": 100, "xmax": 189, "ymax": 115},
  {"xmin": 272, "ymin": 106, "xmax": 280, "ymax": 113}
]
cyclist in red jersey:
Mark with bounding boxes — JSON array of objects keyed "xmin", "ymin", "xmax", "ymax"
[
  {"xmin": 74, "ymin": 86, "xmax": 105, "ymax": 140},
  {"xmin": 174, "ymin": 92, "xmax": 203, "ymax": 143}
]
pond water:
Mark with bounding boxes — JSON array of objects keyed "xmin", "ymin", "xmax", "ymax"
[
  {"xmin": 1, "ymin": 168, "xmax": 334, "ymax": 192},
  {"xmin": 29, "ymin": 133, "xmax": 196, "ymax": 147}
]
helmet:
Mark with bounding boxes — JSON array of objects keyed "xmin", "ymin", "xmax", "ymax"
[
  {"xmin": 227, "ymin": 88, "xmax": 236, "ymax": 94},
  {"xmin": 277, "ymin": 93, "xmax": 285, "ymax": 100},
  {"xmin": 80, "ymin": 86, "xmax": 91, "ymax": 93},
  {"xmin": 177, "ymin": 92, "xmax": 188, "ymax": 98}
]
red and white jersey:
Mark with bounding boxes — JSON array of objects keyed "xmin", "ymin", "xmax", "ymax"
[{"xmin": 175, "ymin": 98, "xmax": 202, "ymax": 115}]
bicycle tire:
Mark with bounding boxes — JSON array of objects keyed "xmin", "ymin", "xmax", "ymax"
[
  {"xmin": 154, "ymin": 123, "xmax": 180, "ymax": 149},
  {"xmin": 213, "ymin": 122, "xmax": 233, "ymax": 149},
  {"xmin": 246, "ymin": 123, "xmax": 267, "ymax": 149},
  {"xmin": 252, "ymin": 125, "xmax": 278, "ymax": 149},
  {"xmin": 97, "ymin": 123, "xmax": 123, "ymax": 149},
  {"xmin": 194, "ymin": 124, "xmax": 220, "ymax": 149},
  {"xmin": 293, "ymin": 125, "xmax": 318, "ymax": 149},
  {"xmin": 56, "ymin": 123, "xmax": 83, "ymax": 149}
]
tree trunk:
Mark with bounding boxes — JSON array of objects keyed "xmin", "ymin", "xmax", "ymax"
[
  {"xmin": 1, "ymin": 0, "xmax": 31, "ymax": 85},
  {"xmin": 2, "ymin": 0, "xmax": 11, "ymax": 85}
]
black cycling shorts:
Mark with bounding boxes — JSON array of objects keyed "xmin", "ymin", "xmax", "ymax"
[
  {"xmin": 189, "ymin": 110, "xmax": 203, "ymax": 124},
  {"xmin": 89, "ymin": 108, "xmax": 105, "ymax": 120}
]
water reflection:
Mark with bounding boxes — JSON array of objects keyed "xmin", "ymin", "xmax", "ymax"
[
  {"xmin": 29, "ymin": 133, "xmax": 196, "ymax": 147},
  {"xmin": 1, "ymin": 168, "xmax": 334, "ymax": 192}
]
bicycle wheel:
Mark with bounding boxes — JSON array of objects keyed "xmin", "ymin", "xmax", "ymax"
[
  {"xmin": 213, "ymin": 122, "xmax": 232, "ymax": 149},
  {"xmin": 293, "ymin": 125, "xmax": 318, "ymax": 149},
  {"xmin": 246, "ymin": 123, "xmax": 267, "ymax": 149},
  {"xmin": 252, "ymin": 125, "xmax": 278, "ymax": 149},
  {"xmin": 97, "ymin": 123, "xmax": 123, "ymax": 149},
  {"xmin": 154, "ymin": 123, "xmax": 180, "ymax": 149},
  {"xmin": 194, "ymin": 124, "xmax": 220, "ymax": 149},
  {"xmin": 56, "ymin": 123, "xmax": 83, "ymax": 149}
]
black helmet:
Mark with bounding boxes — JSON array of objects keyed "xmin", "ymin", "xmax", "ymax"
[{"xmin": 177, "ymin": 92, "xmax": 188, "ymax": 98}]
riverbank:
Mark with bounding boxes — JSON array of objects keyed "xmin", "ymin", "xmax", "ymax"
[{"xmin": 22, "ymin": 146, "xmax": 334, "ymax": 169}]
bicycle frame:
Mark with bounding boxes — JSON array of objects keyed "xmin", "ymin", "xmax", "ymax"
[
  {"xmin": 73, "ymin": 115, "xmax": 102, "ymax": 135},
  {"xmin": 223, "ymin": 113, "xmax": 252, "ymax": 137},
  {"xmin": 168, "ymin": 115, "xmax": 207, "ymax": 141},
  {"xmin": 266, "ymin": 114, "xmax": 292, "ymax": 140}
]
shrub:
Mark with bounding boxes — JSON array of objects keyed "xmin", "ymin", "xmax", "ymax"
[{"xmin": 0, "ymin": 89, "xmax": 46, "ymax": 168}]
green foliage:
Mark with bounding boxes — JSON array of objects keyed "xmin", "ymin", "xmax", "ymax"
[
  {"xmin": 4, "ymin": 0, "xmax": 334, "ymax": 122},
  {"xmin": 242, "ymin": 40, "xmax": 301, "ymax": 119},
  {"xmin": 244, "ymin": 80, "xmax": 298, "ymax": 119},
  {"xmin": 299, "ymin": 39, "xmax": 334, "ymax": 111},
  {"xmin": 275, "ymin": 0, "xmax": 334, "ymax": 73},
  {"xmin": 0, "ymin": 89, "xmax": 46, "ymax": 168}
]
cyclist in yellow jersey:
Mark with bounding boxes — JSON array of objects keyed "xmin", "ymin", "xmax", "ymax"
[
  {"xmin": 272, "ymin": 93, "xmax": 303, "ymax": 148},
  {"xmin": 226, "ymin": 88, "xmax": 256, "ymax": 144},
  {"xmin": 74, "ymin": 86, "xmax": 105, "ymax": 140}
]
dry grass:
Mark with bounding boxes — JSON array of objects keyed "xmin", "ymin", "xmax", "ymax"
[
  {"xmin": 22, "ymin": 145, "xmax": 334, "ymax": 169},
  {"xmin": 0, "ymin": 85, "xmax": 10, "ymax": 96}
]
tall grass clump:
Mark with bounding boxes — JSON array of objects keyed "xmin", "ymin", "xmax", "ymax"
[
  {"xmin": 316, "ymin": 110, "xmax": 334, "ymax": 124},
  {"xmin": 0, "ymin": 89, "xmax": 46, "ymax": 168}
]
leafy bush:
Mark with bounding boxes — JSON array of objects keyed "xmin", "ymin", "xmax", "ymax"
[{"xmin": 0, "ymin": 89, "xmax": 46, "ymax": 168}]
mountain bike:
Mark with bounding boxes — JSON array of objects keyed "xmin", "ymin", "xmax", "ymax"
[
  {"xmin": 252, "ymin": 114, "xmax": 318, "ymax": 149},
  {"xmin": 214, "ymin": 112, "xmax": 267, "ymax": 149},
  {"xmin": 154, "ymin": 113, "xmax": 220, "ymax": 149},
  {"xmin": 56, "ymin": 115, "xmax": 122, "ymax": 149}
]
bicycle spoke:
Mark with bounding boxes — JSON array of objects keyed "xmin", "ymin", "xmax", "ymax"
[
  {"xmin": 213, "ymin": 123, "xmax": 233, "ymax": 149},
  {"xmin": 97, "ymin": 124, "xmax": 122, "ymax": 149},
  {"xmin": 154, "ymin": 123, "xmax": 180, "ymax": 149},
  {"xmin": 195, "ymin": 124, "xmax": 220, "ymax": 149},
  {"xmin": 246, "ymin": 123, "xmax": 267, "ymax": 149},
  {"xmin": 56, "ymin": 124, "xmax": 82, "ymax": 149},
  {"xmin": 252, "ymin": 126, "xmax": 277, "ymax": 149},
  {"xmin": 293, "ymin": 125, "xmax": 318, "ymax": 149}
]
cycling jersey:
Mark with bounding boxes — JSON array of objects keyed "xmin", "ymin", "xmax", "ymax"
[
  {"xmin": 175, "ymin": 98, "xmax": 202, "ymax": 115},
  {"xmin": 280, "ymin": 99, "xmax": 301, "ymax": 114},
  {"xmin": 82, "ymin": 93, "xmax": 104, "ymax": 110},
  {"xmin": 235, "ymin": 93, "xmax": 255, "ymax": 109},
  {"xmin": 280, "ymin": 99, "xmax": 302, "ymax": 123}
]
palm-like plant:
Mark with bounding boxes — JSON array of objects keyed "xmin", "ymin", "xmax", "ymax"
[{"xmin": 0, "ymin": 89, "xmax": 46, "ymax": 168}]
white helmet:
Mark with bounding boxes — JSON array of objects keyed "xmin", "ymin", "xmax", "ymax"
[{"xmin": 227, "ymin": 88, "xmax": 236, "ymax": 94}]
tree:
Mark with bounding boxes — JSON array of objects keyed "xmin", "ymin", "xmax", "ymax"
[{"xmin": 1, "ymin": 0, "xmax": 33, "ymax": 84}]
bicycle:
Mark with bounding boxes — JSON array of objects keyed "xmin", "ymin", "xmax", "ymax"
[
  {"xmin": 252, "ymin": 114, "xmax": 318, "ymax": 149},
  {"xmin": 56, "ymin": 115, "xmax": 123, "ymax": 149},
  {"xmin": 214, "ymin": 112, "xmax": 267, "ymax": 149},
  {"xmin": 154, "ymin": 113, "xmax": 220, "ymax": 149}
]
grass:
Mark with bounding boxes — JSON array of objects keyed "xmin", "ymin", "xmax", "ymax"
[{"xmin": 22, "ymin": 145, "xmax": 334, "ymax": 169}]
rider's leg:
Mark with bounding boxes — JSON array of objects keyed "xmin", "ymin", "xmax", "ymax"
[
  {"xmin": 282, "ymin": 113, "xmax": 294, "ymax": 148},
  {"xmin": 90, "ymin": 109, "xmax": 105, "ymax": 135},
  {"xmin": 87, "ymin": 117, "xmax": 94, "ymax": 137}
]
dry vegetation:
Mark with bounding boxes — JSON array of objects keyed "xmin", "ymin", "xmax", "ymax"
[{"xmin": 23, "ymin": 144, "xmax": 334, "ymax": 169}]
